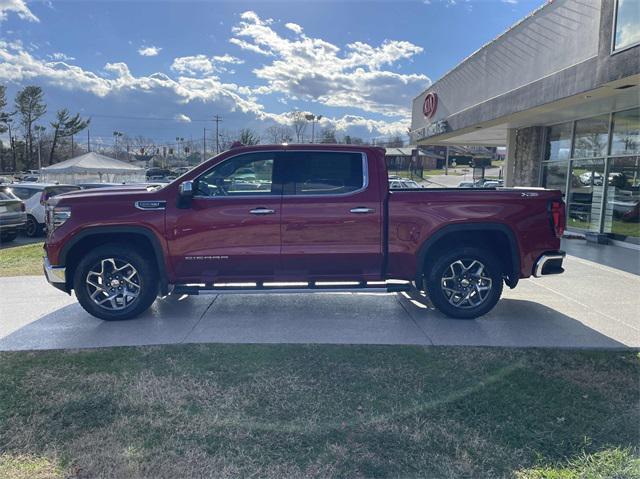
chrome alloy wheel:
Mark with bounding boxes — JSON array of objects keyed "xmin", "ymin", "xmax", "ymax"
[
  {"xmin": 441, "ymin": 259, "xmax": 492, "ymax": 309},
  {"xmin": 85, "ymin": 258, "xmax": 141, "ymax": 311}
]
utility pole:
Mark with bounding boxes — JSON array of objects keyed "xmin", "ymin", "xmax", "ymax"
[
  {"xmin": 87, "ymin": 129, "xmax": 90, "ymax": 152},
  {"xmin": 444, "ymin": 146, "xmax": 449, "ymax": 176},
  {"xmin": 71, "ymin": 135, "xmax": 74, "ymax": 158},
  {"xmin": 203, "ymin": 127, "xmax": 206, "ymax": 161},
  {"xmin": 305, "ymin": 114, "xmax": 323, "ymax": 143},
  {"xmin": 213, "ymin": 115, "xmax": 222, "ymax": 153}
]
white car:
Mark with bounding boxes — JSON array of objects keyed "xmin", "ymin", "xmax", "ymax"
[{"xmin": 8, "ymin": 183, "xmax": 81, "ymax": 237}]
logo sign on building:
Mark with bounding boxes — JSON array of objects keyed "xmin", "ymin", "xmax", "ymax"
[{"xmin": 423, "ymin": 92, "xmax": 438, "ymax": 119}]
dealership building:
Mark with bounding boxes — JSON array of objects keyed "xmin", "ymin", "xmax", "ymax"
[{"xmin": 410, "ymin": 0, "xmax": 639, "ymax": 245}]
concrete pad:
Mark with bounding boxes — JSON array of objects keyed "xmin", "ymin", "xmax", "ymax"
[
  {"xmin": 0, "ymin": 276, "xmax": 215, "ymax": 351},
  {"xmin": 186, "ymin": 293, "xmax": 431, "ymax": 345},
  {"xmin": 0, "ymin": 251, "xmax": 638, "ymax": 351}
]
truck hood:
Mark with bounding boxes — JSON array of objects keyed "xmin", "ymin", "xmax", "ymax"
[{"xmin": 48, "ymin": 185, "xmax": 162, "ymax": 206}]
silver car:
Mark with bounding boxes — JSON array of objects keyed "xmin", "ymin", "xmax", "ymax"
[{"xmin": 0, "ymin": 186, "xmax": 27, "ymax": 243}]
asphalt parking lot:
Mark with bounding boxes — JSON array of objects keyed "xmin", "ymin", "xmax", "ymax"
[{"xmin": 0, "ymin": 241, "xmax": 638, "ymax": 351}]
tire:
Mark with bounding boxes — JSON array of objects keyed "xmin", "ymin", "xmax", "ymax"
[
  {"xmin": 0, "ymin": 231, "xmax": 18, "ymax": 243},
  {"xmin": 73, "ymin": 243, "xmax": 159, "ymax": 321},
  {"xmin": 25, "ymin": 215, "xmax": 43, "ymax": 237},
  {"xmin": 425, "ymin": 247, "xmax": 504, "ymax": 319}
]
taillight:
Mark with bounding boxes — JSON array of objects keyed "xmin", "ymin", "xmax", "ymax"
[
  {"xmin": 20, "ymin": 203, "xmax": 25, "ymax": 212},
  {"xmin": 550, "ymin": 200, "xmax": 566, "ymax": 238},
  {"xmin": 40, "ymin": 192, "xmax": 47, "ymax": 205}
]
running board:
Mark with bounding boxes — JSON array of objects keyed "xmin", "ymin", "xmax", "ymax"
[{"xmin": 172, "ymin": 281, "xmax": 412, "ymax": 296}]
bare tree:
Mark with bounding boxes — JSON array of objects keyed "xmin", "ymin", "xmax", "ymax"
[
  {"xmin": 239, "ymin": 128, "xmax": 260, "ymax": 145},
  {"xmin": 288, "ymin": 110, "xmax": 307, "ymax": 142},
  {"xmin": 15, "ymin": 86, "xmax": 47, "ymax": 169},
  {"xmin": 264, "ymin": 124, "xmax": 293, "ymax": 144},
  {"xmin": 319, "ymin": 127, "xmax": 337, "ymax": 144}
]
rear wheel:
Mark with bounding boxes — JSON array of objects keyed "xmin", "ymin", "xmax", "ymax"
[
  {"xmin": 425, "ymin": 247, "xmax": 503, "ymax": 319},
  {"xmin": 24, "ymin": 215, "xmax": 43, "ymax": 237},
  {"xmin": 73, "ymin": 244, "xmax": 158, "ymax": 321}
]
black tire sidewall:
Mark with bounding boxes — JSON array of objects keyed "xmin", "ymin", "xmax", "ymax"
[
  {"xmin": 25, "ymin": 216, "xmax": 41, "ymax": 237},
  {"xmin": 73, "ymin": 244, "xmax": 158, "ymax": 321},
  {"xmin": 426, "ymin": 247, "xmax": 503, "ymax": 320}
]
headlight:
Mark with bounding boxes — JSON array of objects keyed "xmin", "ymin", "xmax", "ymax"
[{"xmin": 48, "ymin": 206, "xmax": 71, "ymax": 231}]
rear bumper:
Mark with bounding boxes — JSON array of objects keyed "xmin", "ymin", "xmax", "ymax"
[
  {"xmin": 44, "ymin": 255, "xmax": 68, "ymax": 293},
  {"xmin": 0, "ymin": 216, "xmax": 27, "ymax": 232},
  {"xmin": 533, "ymin": 251, "xmax": 566, "ymax": 278}
]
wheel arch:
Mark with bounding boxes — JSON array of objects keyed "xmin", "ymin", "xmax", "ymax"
[
  {"xmin": 60, "ymin": 226, "xmax": 169, "ymax": 295},
  {"xmin": 415, "ymin": 223, "xmax": 520, "ymax": 288}
]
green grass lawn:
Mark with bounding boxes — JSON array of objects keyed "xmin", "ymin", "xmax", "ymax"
[
  {"xmin": 0, "ymin": 242, "xmax": 44, "ymax": 277},
  {"xmin": 0, "ymin": 345, "xmax": 637, "ymax": 478}
]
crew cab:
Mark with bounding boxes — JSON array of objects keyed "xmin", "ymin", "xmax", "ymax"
[{"xmin": 43, "ymin": 145, "xmax": 566, "ymax": 321}]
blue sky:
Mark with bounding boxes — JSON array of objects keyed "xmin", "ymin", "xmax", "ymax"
[{"xmin": 0, "ymin": 0, "xmax": 544, "ymax": 146}]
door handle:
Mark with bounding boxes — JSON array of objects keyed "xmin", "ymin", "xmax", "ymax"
[
  {"xmin": 249, "ymin": 207, "xmax": 276, "ymax": 215},
  {"xmin": 350, "ymin": 207, "xmax": 375, "ymax": 214}
]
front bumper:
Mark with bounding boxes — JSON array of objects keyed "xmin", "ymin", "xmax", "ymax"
[
  {"xmin": 533, "ymin": 251, "xmax": 566, "ymax": 278},
  {"xmin": 44, "ymin": 255, "xmax": 68, "ymax": 292}
]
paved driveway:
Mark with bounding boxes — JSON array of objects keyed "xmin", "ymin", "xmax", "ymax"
[{"xmin": 0, "ymin": 252, "xmax": 638, "ymax": 351}]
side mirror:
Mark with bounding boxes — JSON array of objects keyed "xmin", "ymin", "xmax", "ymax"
[
  {"xmin": 178, "ymin": 181, "xmax": 193, "ymax": 209},
  {"xmin": 179, "ymin": 180, "xmax": 193, "ymax": 197}
]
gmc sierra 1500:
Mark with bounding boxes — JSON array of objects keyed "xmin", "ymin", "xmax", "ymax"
[{"xmin": 44, "ymin": 144, "xmax": 566, "ymax": 321}]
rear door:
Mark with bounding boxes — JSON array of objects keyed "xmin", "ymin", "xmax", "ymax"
[{"xmin": 279, "ymin": 150, "xmax": 383, "ymax": 280}]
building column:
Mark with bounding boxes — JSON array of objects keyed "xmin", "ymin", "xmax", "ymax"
[
  {"xmin": 504, "ymin": 128, "xmax": 517, "ymax": 187},
  {"xmin": 509, "ymin": 126, "xmax": 545, "ymax": 187}
]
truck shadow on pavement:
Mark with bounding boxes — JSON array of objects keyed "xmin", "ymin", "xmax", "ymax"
[{"xmin": 0, "ymin": 292, "xmax": 627, "ymax": 351}]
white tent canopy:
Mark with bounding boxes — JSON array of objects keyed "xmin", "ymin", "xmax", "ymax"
[{"xmin": 40, "ymin": 152, "xmax": 145, "ymax": 184}]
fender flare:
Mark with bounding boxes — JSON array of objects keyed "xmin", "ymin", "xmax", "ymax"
[
  {"xmin": 415, "ymin": 222, "xmax": 520, "ymax": 288},
  {"xmin": 59, "ymin": 225, "xmax": 169, "ymax": 295}
]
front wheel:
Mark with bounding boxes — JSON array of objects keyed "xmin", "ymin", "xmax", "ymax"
[
  {"xmin": 425, "ymin": 247, "xmax": 503, "ymax": 319},
  {"xmin": 73, "ymin": 244, "xmax": 158, "ymax": 321}
]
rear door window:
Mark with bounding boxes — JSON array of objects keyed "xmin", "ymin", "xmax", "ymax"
[
  {"xmin": 45, "ymin": 186, "xmax": 81, "ymax": 197},
  {"xmin": 10, "ymin": 187, "xmax": 37, "ymax": 200},
  {"xmin": 281, "ymin": 152, "xmax": 364, "ymax": 195}
]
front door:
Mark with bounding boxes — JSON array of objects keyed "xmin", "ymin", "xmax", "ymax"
[
  {"xmin": 167, "ymin": 151, "xmax": 281, "ymax": 283},
  {"xmin": 278, "ymin": 150, "xmax": 383, "ymax": 281}
]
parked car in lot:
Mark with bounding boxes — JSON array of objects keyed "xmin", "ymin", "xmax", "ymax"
[
  {"xmin": 9, "ymin": 183, "xmax": 81, "ymax": 237},
  {"xmin": 0, "ymin": 186, "xmax": 27, "ymax": 242},
  {"xmin": 44, "ymin": 144, "xmax": 566, "ymax": 321},
  {"xmin": 389, "ymin": 178, "xmax": 423, "ymax": 189}
]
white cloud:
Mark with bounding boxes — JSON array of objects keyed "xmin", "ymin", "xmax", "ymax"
[
  {"xmin": 174, "ymin": 114, "xmax": 191, "ymax": 123},
  {"xmin": 284, "ymin": 22, "xmax": 303, "ymax": 34},
  {"xmin": 230, "ymin": 11, "xmax": 430, "ymax": 117},
  {"xmin": 49, "ymin": 52, "xmax": 75, "ymax": 61},
  {"xmin": 0, "ymin": 0, "xmax": 38, "ymax": 22},
  {"xmin": 171, "ymin": 55, "xmax": 215, "ymax": 75},
  {"xmin": 171, "ymin": 54, "xmax": 244, "ymax": 75},
  {"xmin": 138, "ymin": 45, "xmax": 161, "ymax": 57}
]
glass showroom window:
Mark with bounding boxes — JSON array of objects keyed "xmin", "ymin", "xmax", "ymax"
[
  {"xmin": 573, "ymin": 114, "xmax": 609, "ymax": 159},
  {"xmin": 603, "ymin": 156, "xmax": 640, "ymax": 242},
  {"xmin": 566, "ymin": 158, "xmax": 606, "ymax": 232},
  {"xmin": 611, "ymin": 108, "xmax": 639, "ymax": 156},
  {"xmin": 542, "ymin": 162, "xmax": 569, "ymax": 194},
  {"xmin": 613, "ymin": 0, "xmax": 640, "ymax": 52},
  {"xmin": 545, "ymin": 121, "xmax": 572, "ymax": 161}
]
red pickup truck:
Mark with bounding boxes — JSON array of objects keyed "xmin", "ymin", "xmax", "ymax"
[{"xmin": 43, "ymin": 144, "xmax": 566, "ymax": 321}]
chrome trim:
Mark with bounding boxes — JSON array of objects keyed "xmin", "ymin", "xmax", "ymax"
[
  {"xmin": 135, "ymin": 200, "xmax": 166, "ymax": 211},
  {"xmin": 533, "ymin": 252, "xmax": 566, "ymax": 278},
  {"xmin": 192, "ymin": 150, "xmax": 370, "ymax": 200},
  {"xmin": 44, "ymin": 256, "xmax": 66, "ymax": 284},
  {"xmin": 350, "ymin": 207, "xmax": 375, "ymax": 214},
  {"xmin": 249, "ymin": 208, "xmax": 275, "ymax": 215}
]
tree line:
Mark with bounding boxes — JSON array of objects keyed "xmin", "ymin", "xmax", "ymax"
[
  {"xmin": 0, "ymin": 85, "xmax": 90, "ymax": 173},
  {"xmin": 0, "ymin": 84, "xmax": 408, "ymax": 173}
]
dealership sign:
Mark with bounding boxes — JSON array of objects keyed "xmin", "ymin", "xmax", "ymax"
[{"xmin": 423, "ymin": 92, "xmax": 438, "ymax": 119}]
